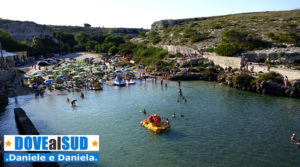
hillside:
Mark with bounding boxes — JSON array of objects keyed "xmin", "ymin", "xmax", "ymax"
[
  {"xmin": 48, "ymin": 25, "xmax": 146, "ymax": 38},
  {"xmin": 0, "ymin": 18, "xmax": 147, "ymax": 42},
  {"xmin": 134, "ymin": 10, "xmax": 300, "ymax": 55}
]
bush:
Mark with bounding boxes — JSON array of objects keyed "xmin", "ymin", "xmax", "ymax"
[
  {"xmin": 255, "ymin": 72, "xmax": 284, "ymax": 84},
  {"xmin": 269, "ymin": 33, "xmax": 298, "ymax": 44},
  {"xmin": 133, "ymin": 44, "xmax": 168, "ymax": 67},
  {"xmin": 150, "ymin": 36, "xmax": 162, "ymax": 44},
  {"xmin": 232, "ymin": 74, "xmax": 254, "ymax": 87},
  {"xmin": 210, "ymin": 22, "xmax": 222, "ymax": 29},
  {"xmin": 216, "ymin": 30, "xmax": 271, "ymax": 56},
  {"xmin": 215, "ymin": 42, "xmax": 240, "ymax": 56}
]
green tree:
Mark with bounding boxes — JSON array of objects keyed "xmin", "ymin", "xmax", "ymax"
[
  {"xmin": 85, "ymin": 40, "xmax": 98, "ymax": 52},
  {"xmin": 108, "ymin": 46, "xmax": 118, "ymax": 55},
  {"xmin": 74, "ymin": 32, "xmax": 90, "ymax": 46},
  {"xmin": 118, "ymin": 42, "xmax": 136, "ymax": 56},
  {"xmin": 104, "ymin": 35, "xmax": 125, "ymax": 47}
]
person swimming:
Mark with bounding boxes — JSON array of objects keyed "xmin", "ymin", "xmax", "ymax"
[
  {"xmin": 178, "ymin": 89, "xmax": 182, "ymax": 96},
  {"xmin": 71, "ymin": 99, "xmax": 77, "ymax": 106},
  {"xmin": 295, "ymin": 140, "xmax": 300, "ymax": 147},
  {"xmin": 166, "ymin": 118, "xmax": 170, "ymax": 125},
  {"xmin": 66, "ymin": 97, "xmax": 70, "ymax": 102},
  {"xmin": 181, "ymin": 114, "xmax": 184, "ymax": 117},
  {"xmin": 172, "ymin": 113, "xmax": 176, "ymax": 118},
  {"xmin": 291, "ymin": 133, "xmax": 296, "ymax": 142}
]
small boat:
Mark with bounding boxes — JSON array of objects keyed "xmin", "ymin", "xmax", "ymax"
[
  {"xmin": 113, "ymin": 76, "xmax": 125, "ymax": 86},
  {"xmin": 140, "ymin": 114, "xmax": 170, "ymax": 133},
  {"xmin": 126, "ymin": 79, "xmax": 136, "ymax": 85}
]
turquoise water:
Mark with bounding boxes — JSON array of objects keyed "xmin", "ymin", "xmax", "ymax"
[{"xmin": 1, "ymin": 80, "xmax": 300, "ymax": 167}]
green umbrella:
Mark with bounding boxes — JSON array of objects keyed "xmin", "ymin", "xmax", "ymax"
[
  {"xmin": 33, "ymin": 70, "xmax": 42, "ymax": 75},
  {"xmin": 93, "ymin": 71, "xmax": 101, "ymax": 74},
  {"xmin": 63, "ymin": 68, "xmax": 72, "ymax": 71},
  {"xmin": 70, "ymin": 71, "xmax": 78, "ymax": 75}
]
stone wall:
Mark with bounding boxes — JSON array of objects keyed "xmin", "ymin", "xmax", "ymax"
[
  {"xmin": 242, "ymin": 47, "xmax": 300, "ymax": 63},
  {"xmin": 203, "ymin": 53, "xmax": 300, "ymax": 80},
  {"xmin": 156, "ymin": 44, "xmax": 199, "ymax": 55}
]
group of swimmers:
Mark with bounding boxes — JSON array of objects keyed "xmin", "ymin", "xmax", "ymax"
[{"xmin": 66, "ymin": 92, "xmax": 85, "ymax": 106}]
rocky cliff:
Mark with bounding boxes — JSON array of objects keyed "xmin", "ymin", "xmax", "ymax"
[{"xmin": 0, "ymin": 19, "xmax": 53, "ymax": 41}]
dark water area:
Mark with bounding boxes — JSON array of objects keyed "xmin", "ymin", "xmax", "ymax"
[{"xmin": 1, "ymin": 80, "xmax": 300, "ymax": 167}]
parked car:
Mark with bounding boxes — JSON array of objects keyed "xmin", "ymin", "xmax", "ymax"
[{"xmin": 37, "ymin": 61, "xmax": 50, "ymax": 66}]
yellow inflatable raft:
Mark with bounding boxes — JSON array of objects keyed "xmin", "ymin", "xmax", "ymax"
[{"xmin": 140, "ymin": 114, "xmax": 170, "ymax": 132}]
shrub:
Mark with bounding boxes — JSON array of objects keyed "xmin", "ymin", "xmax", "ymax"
[
  {"xmin": 133, "ymin": 44, "xmax": 168, "ymax": 67},
  {"xmin": 269, "ymin": 33, "xmax": 298, "ymax": 44},
  {"xmin": 232, "ymin": 74, "xmax": 254, "ymax": 87},
  {"xmin": 215, "ymin": 42, "xmax": 240, "ymax": 56},
  {"xmin": 255, "ymin": 72, "xmax": 283, "ymax": 84},
  {"xmin": 150, "ymin": 36, "xmax": 162, "ymax": 44},
  {"xmin": 210, "ymin": 22, "xmax": 222, "ymax": 29}
]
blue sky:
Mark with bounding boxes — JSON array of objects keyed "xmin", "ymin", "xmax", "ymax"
[{"xmin": 0, "ymin": 0, "xmax": 299, "ymax": 28}]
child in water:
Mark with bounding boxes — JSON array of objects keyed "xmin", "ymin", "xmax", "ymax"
[{"xmin": 66, "ymin": 97, "xmax": 70, "ymax": 102}]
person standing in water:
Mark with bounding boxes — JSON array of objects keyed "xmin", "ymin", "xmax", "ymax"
[
  {"xmin": 291, "ymin": 133, "xmax": 296, "ymax": 142},
  {"xmin": 179, "ymin": 88, "xmax": 183, "ymax": 96},
  {"xmin": 66, "ymin": 97, "xmax": 70, "ymax": 102},
  {"xmin": 160, "ymin": 79, "xmax": 163, "ymax": 85},
  {"xmin": 80, "ymin": 92, "xmax": 84, "ymax": 99}
]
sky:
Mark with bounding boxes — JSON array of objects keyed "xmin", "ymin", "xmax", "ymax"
[{"xmin": 0, "ymin": 0, "xmax": 299, "ymax": 28}]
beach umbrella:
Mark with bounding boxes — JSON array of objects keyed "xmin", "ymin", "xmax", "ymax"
[
  {"xmin": 79, "ymin": 72, "xmax": 87, "ymax": 75},
  {"xmin": 63, "ymin": 68, "xmax": 72, "ymax": 72},
  {"xmin": 47, "ymin": 75, "xmax": 54, "ymax": 78},
  {"xmin": 24, "ymin": 76, "xmax": 32, "ymax": 79},
  {"xmin": 73, "ymin": 75, "xmax": 80, "ymax": 79},
  {"xmin": 122, "ymin": 68, "xmax": 131, "ymax": 72},
  {"xmin": 33, "ymin": 70, "xmax": 42, "ymax": 75},
  {"xmin": 52, "ymin": 70, "xmax": 60, "ymax": 73},
  {"xmin": 115, "ymin": 70, "xmax": 122, "ymax": 73},
  {"xmin": 57, "ymin": 75, "xmax": 65, "ymax": 79},
  {"xmin": 45, "ymin": 79, "xmax": 54, "ymax": 84},
  {"xmin": 34, "ymin": 74, "xmax": 42, "ymax": 77},
  {"xmin": 93, "ymin": 71, "xmax": 101, "ymax": 74},
  {"xmin": 113, "ymin": 62, "xmax": 118, "ymax": 65},
  {"xmin": 100, "ymin": 65, "xmax": 106, "ymax": 68},
  {"xmin": 94, "ymin": 67, "xmax": 100, "ymax": 69},
  {"xmin": 70, "ymin": 71, "xmax": 78, "ymax": 75}
]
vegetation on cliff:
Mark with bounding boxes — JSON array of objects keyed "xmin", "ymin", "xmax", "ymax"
[{"xmin": 138, "ymin": 10, "xmax": 300, "ymax": 56}]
